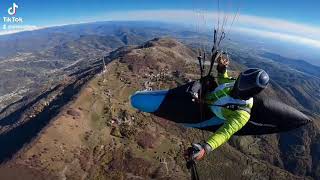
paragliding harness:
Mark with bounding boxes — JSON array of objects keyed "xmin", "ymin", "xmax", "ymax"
[
  {"xmin": 185, "ymin": 3, "xmax": 240, "ymax": 178},
  {"xmin": 213, "ymin": 103, "xmax": 251, "ymax": 114},
  {"xmin": 184, "ymin": 30, "xmax": 224, "ymax": 180},
  {"xmin": 190, "ymin": 26, "xmax": 232, "ymax": 96},
  {"xmin": 185, "ymin": 146, "xmax": 200, "ymax": 180},
  {"xmin": 190, "ymin": 29, "xmax": 227, "ymax": 101}
]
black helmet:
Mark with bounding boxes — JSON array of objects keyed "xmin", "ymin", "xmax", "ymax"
[{"xmin": 231, "ymin": 68, "xmax": 269, "ymax": 100}]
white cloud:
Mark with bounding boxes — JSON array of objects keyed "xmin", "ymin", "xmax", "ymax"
[
  {"xmin": 103, "ymin": 10, "xmax": 216, "ymax": 27},
  {"xmin": 0, "ymin": 25, "xmax": 41, "ymax": 35},
  {"xmin": 1, "ymin": 9, "xmax": 320, "ymax": 49},
  {"xmin": 102, "ymin": 9, "xmax": 320, "ymax": 49},
  {"xmin": 235, "ymin": 14, "xmax": 320, "ymax": 40},
  {"xmin": 235, "ymin": 27, "xmax": 320, "ymax": 48}
]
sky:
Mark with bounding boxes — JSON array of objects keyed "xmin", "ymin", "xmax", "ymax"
[
  {"xmin": 1, "ymin": 0, "xmax": 320, "ymax": 49},
  {"xmin": 1, "ymin": 0, "xmax": 319, "ymax": 26}
]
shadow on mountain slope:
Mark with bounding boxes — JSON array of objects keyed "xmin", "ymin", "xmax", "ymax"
[{"xmin": 0, "ymin": 61, "xmax": 103, "ymax": 163}]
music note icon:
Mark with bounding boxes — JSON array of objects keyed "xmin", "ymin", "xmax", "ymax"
[{"xmin": 8, "ymin": 3, "xmax": 19, "ymax": 16}]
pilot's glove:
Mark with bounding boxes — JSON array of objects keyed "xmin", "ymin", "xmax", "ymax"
[
  {"xmin": 190, "ymin": 81, "xmax": 201, "ymax": 100},
  {"xmin": 217, "ymin": 56, "xmax": 229, "ymax": 74},
  {"xmin": 191, "ymin": 143, "xmax": 212, "ymax": 161}
]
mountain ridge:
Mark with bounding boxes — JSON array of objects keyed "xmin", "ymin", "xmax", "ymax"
[{"xmin": 0, "ymin": 37, "xmax": 317, "ymax": 179}]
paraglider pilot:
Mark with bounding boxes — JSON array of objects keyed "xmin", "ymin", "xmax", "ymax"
[{"xmin": 190, "ymin": 54, "xmax": 270, "ymax": 160}]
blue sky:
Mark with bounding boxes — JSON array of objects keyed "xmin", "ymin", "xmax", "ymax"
[
  {"xmin": 1, "ymin": 0, "xmax": 320, "ymax": 49},
  {"xmin": 1, "ymin": 0, "xmax": 319, "ymax": 26}
]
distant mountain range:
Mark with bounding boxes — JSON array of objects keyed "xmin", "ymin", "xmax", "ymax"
[
  {"xmin": 262, "ymin": 52, "xmax": 320, "ymax": 78},
  {"xmin": 0, "ymin": 21, "xmax": 194, "ymax": 59},
  {"xmin": 224, "ymin": 42, "xmax": 320, "ymax": 115},
  {"xmin": 0, "ymin": 21, "xmax": 209, "ymax": 111},
  {"xmin": 0, "ymin": 21, "xmax": 319, "ymax": 180}
]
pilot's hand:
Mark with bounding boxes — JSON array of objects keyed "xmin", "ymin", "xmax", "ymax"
[
  {"xmin": 217, "ymin": 56, "xmax": 229, "ymax": 73},
  {"xmin": 218, "ymin": 55, "xmax": 230, "ymax": 66},
  {"xmin": 190, "ymin": 143, "xmax": 212, "ymax": 161},
  {"xmin": 191, "ymin": 143, "xmax": 205, "ymax": 160},
  {"xmin": 190, "ymin": 81, "xmax": 201, "ymax": 100}
]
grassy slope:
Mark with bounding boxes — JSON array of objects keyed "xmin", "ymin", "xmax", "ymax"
[{"xmin": 2, "ymin": 38, "xmax": 308, "ymax": 180}]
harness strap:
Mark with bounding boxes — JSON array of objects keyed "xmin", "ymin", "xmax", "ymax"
[
  {"xmin": 206, "ymin": 87, "xmax": 232, "ymax": 104},
  {"xmin": 213, "ymin": 103, "xmax": 251, "ymax": 114},
  {"xmin": 186, "ymin": 160, "xmax": 197, "ymax": 180},
  {"xmin": 186, "ymin": 147, "xmax": 200, "ymax": 180}
]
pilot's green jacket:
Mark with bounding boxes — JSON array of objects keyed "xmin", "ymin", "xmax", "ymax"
[{"xmin": 205, "ymin": 71, "xmax": 253, "ymax": 150}]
